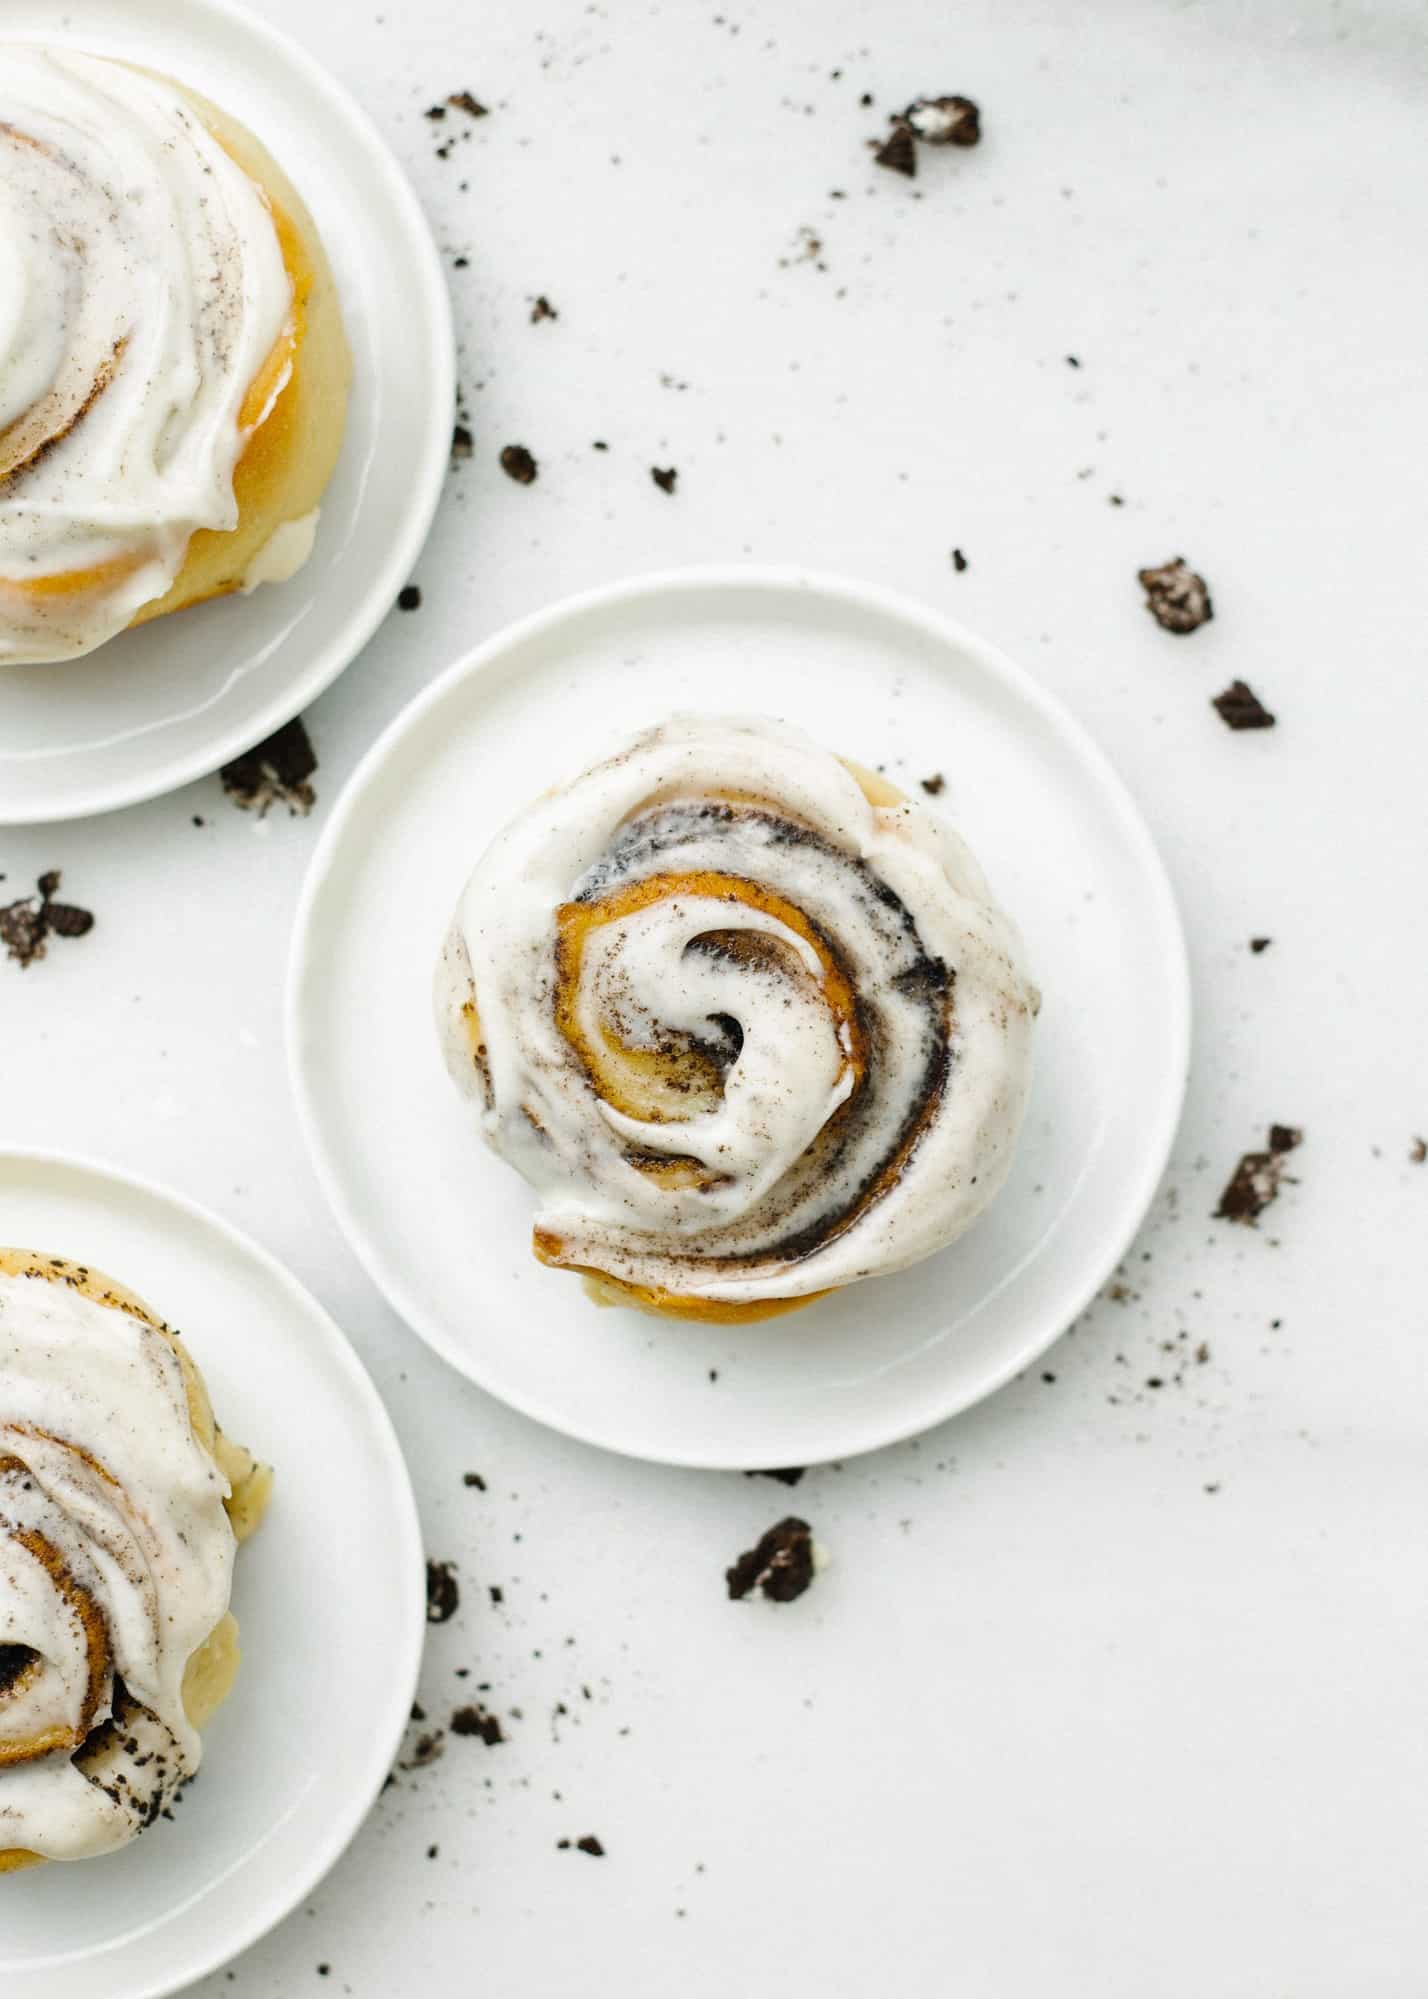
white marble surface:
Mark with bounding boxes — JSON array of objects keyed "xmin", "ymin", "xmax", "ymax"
[{"xmin": 3, "ymin": 0, "xmax": 1426, "ymax": 1991}]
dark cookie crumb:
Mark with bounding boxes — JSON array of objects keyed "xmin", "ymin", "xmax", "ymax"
[
  {"xmin": 1, "ymin": 871, "xmax": 95, "ymax": 967},
  {"xmin": 450, "ymin": 1703, "xmax": 504, "ymax": 1744},
  {"xmin": 220, "ymin": 717, "xmax": 317, "ymax": 817},
  {"xmin": 500, "ymin": 443, "xmax": 538, "ymax": 484},
  {"xmin": 488, "ymin": 1584, "xmax": 504, "ymax": 1605},
  {"xmin": 448, "ymin": 90, "xmax": 488, "ymax": 118},
  {"xmin": 558, "ymin": 1834, "xmax": 606, "ymax": 1856},
  {"xmin": 873, "ymin": 122, "xmax": 917, "ymax": 177},
  {"xmin": 462, "ymin": 1470, "xmax": 487, "ymax": 1490},
  {"xmin": 651, "ymin": 465, "xmax": 678, "ymax": 494},
  {"xmin": 726, "ymin": 1516, "xmax": 816, "ymax": 1603},
  {"xmin": 1138, "ymin": 557, "xmax": 1213, "ymax": 634},
  {"xmin": 530, "ymin": 295, "xmax": 558, "ymax": 323},
  {"xmin": 920, "ymin": 773, "xmax": 946, "ymax": 796},
  {"xmin": 592, "ymin": 439, "xmax": 609, "ymax": 451},
  {"xmin": 743, "ymin": 1467, "xmax": 806, "ymax": 1487},
  {"xmin": 951, "ymin": 548, "xmax": 968, "ymax": 572},
  {"xmin": 1410, "ymin": 1137, "xmax": 1426, "ymax": 1165},
  {"xmin": 401, "ymin": 1730, "xmax": 445, "ymax": 1769},
  {"xmin": 451, "ymin": 423, "xmax": 474, "ymax": 460},
  {"xmin": 424, "ymin": 105, "xmax": 446, "ymax": 120},
  {"xmin": 1215, "ymin": 1125, "xmax": 1303, "ymax": 1225},
  {"xmin": 1213, "ymin": 680, "xmax": 1276, "ymax": 730},
  {"xmin": 904, "ymin": 95, "xmax": 980, "ymax": 146},
  {"xmin": 397, "ymin": 584, "xmax": 421, "ymax": 611},
  {"xmin": 426, "ymin": 1560, "xmax": 460, "ymax": 1623},
  {"xmin": 1250, "ymin": 937, "xmax": 1272, "ymax": 953}
]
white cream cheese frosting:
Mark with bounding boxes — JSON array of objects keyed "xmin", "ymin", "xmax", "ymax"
[
  {"xmin": 0, "ymin": 1269, "xmax": 236, "ymax": 1861},
  {"xmin": 0, "ymin": 47, "xmax": 295, "ymax": 663},
  {"xmin": 437, "ymin": 714, "xmax": 1039, "ymax": 1308}
]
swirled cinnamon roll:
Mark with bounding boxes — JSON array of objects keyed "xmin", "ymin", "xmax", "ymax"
[
  {"xmin": 437, "ymin": 715, "xmax": 1039, "ymax": 1321},
  {"xmin": 0, "ymin": 48, "xmax": 350, "ymax": 664},
  {"xmin": 0, "ymin": 1251, "xmax": 271, "ymax": 1870}
]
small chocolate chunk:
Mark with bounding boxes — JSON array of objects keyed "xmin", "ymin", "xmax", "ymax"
[
  {"xmin": 951, "ymin": 548, "xmax": 968, "ymax": 572},
  {"xmin": 500, "ymin": 444, "xmax": 538, "ymax": 484},
  {"xmin": 874, "ymin": 122, "xmax": 917, "ymax": 177},
  {"xmin": 220, "ymin": 717, "xmax": 318, "ymax": 816},
  {"xmin": 1410, "ymin": 1137, "xmax": 1426, "ymax": 1165},
  {"xmin": 450, "ymin": 1703, "xmax": 504, "ymax": 1744},
  {"xmin": 448, "ymin": 90, "xmax": 488, "ymax": 118},
  {"xmin": 726, "ymin": 1516, "xmax": 816, "ymax": 1603},
  {"xmin": 651, "ymin": 465, "xmax": 678, "ymax": 494},
  {"xmin": 451, "ymin": 423, "xmax": 474, "ymax": 460},
  {"xmin": 397, "ymin": 584, "xmax": 421, "ymax": 611},
  {"xmin": 1213, "ymin": 680, "xmax": 1276, "ymax": 731},
  {"xmin": 426, "ymin": 1559, "xmax": 460, "ymax": 1623},
  {"xmin": 1138, "ymin": 557, "xmax": 1213, "ymax": 634},
  {"xmin": 904, "ymin": 95, "xmax": 980, "ymax": 146},
  {"xmin": 1215, "ymin": 1126, "xmax": 1303, "ymax": 1225},
  {"xmin": 530, "ymin": 295, "xmax": 558, "ymax": 323},
  {"xmin": 920, "ymin": 774, "xmax": 946, "ymax": 796},
  {"xmin": 1250, "ymin": 937, "xmax": 1272, "ymax": 953}
]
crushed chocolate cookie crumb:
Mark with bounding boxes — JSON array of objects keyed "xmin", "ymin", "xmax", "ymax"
[
  {"xmin": 500, "ymin": 443, "xmax": 538, "ymax": 484},
  {"xmin": 1138, "ymin": 557, "xmax": 1213, "ymax": 634},
  {"xmin": 558, "ymin": 1834, "xmax": 606, "ymax": 1856},
  {"xmin": 489, "ymin": 1584, "xmax": 504, "ymax": 1605},
  {"xmin": 1215, "ymin": 1125, "xmax": 1303, "ymax": 1224},
  {"xmin": 1250, "ymin": 937, "xmax": 1272, "ymax": 953},
  {"xmin": 448, "ymin": 90, "xmax": 488, "ymax": 118},
  {"xmin": 397, "ymin": 584, "xmax": 421, "ymax": 611},
  {"xmin": 530, "ymin": 295, "xmax": 558, "ymax": 323},
  {"xmin": 400, "ymin": 1730, "xmax": 445, "ymax": 1770},
  {"xmin": 220, "ymin": 717, "xmax": 317, "ymax": 817},
  {"xmin": 874, "ymin": 122, "xmax": 917, "ymax": 177},
  {"xmin": 951, "ymin": 547, "xmax": 968, "ymax": 572},
  {"xmin": 450, "ymin": 1703, "xmax": 504, "ymax": 1744},
  {"xmin": 451, "ymin": 423, "xmax": 474, "ymax": 460},
  {"xmin": 726, "ymin": 1517, "xmax": 816, "ymax": 1603},
  {"xmin": 651, "ymin": 465, "xmax": 678, "ymax": 494},
  {"xmin": 426, "ymin": 1560, "xmax": 460, "ymax": 1623},
  {"xmin": 904, "ymin": 95, "xmax": 980, "ymax": 146},
  {"xmin": 1213, "ymin": 680, "xmax": 1276, "ymax": 730},
  {"xmin": 1410, "ymin": 1137, "xmax": 1426, "ymax": 1165},
  {"xmin": 920, "ymin": 773, "xmax": 946, "ymax": 796},
  {"xmin": 744, "ymin": 1467, "xmax": 806, "ymax": 1487},
  {"xmin": 424, "ymin": 105, "xmax": 446, "ymax": 121},
  {"xmin": 2, "ymin": 871, "xmax": 95, "ymax": 967},
  {"xmin": 462, "ymin": 1470, "xmax": 487, "ymax": 1490}
]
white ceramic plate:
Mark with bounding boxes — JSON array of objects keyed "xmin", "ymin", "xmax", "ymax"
[
  {"xmin": 0, "ymin": 1151, "xmax": 424, "ymax": 1999},
  {"xmin": 289, "ymin": 568, "xmax": 1191, "ymax": 1468},
  {"xmin": 0, "ymin": 0, "xmax": 453, "ymax": 825}
]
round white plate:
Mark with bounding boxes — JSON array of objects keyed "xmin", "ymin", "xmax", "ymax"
[
  {"xmin": 0, "ymin": 1151, "xmax": 424, "ymax": 1999},
  {"xmin": 0, "ymin": 0, "xmax": 454, "ymax": 825},
  {"xmin": 289, "ymin": 568, "xmax": 1191, "ymax": 1469}
]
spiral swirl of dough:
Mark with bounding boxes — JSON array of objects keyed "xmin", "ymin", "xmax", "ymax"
[
  {"xmin": 0, "ymin": 1254, "xmax": 266, "ymax": 1865},
  {"xmin": 437, "ymin": 715, "xmax": 1039, "ymax": 1318},
  {"xmin": 0, "ymin": 48, "xmax": 295, "ymax": 662}
]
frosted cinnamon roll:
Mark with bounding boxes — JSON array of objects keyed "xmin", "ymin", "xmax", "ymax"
[
  {"xmin": 437, "ymin": 715, "xmax": 1039, "ymax": 1322},
  {"xmin": 0, "ymin": 47, "xmax": 350, "ymax": 664},
  {"xmin": 0, "ymin": 1251, "xmax": 271, "ymax": 1870}
]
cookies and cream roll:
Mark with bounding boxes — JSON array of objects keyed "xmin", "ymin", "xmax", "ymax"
[
  {"xmin": 436, "ymin": 714, "xmax": 1039, "ymax": 1322},
  {"xmin": 0, "ymin": 47, "xmax": 350, "ymax": 664},
  {"xmin": 0, "ymin": 1251, "xmax": 271, "ymax": 1869}
]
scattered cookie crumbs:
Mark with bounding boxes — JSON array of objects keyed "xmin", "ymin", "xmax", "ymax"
[
  {"xmin": 530, "ymin": 295, "xmax": 558, "ymax": 323},
  {"xmin": 873, "ymin": 122, "xmax": 917, "ymax": 176},
  {"xmin": 451, "ymin": 423, "xmax": 474, "ymax": 459},
  {"xmin": 651, "ymin": 465, "xmax": 678, "ymax": 494},
  {"xmin": 1250, "ymin": 937, "xmax": 1272, "ymax": 953},
  {"xmin": 397, "ymin": 584, "xmax": 421, "ymax": 611},
  {"xmin": 1137, "ymin": 557, "xmax": 1213, "ymax": 634},
  {"xmin": 905, "ymin": 95, "xmax": 981, "ymax": 145},
  {"xmin": 951, "ymin": 548, "xmax": 968, "ymax": 572},
  {"xmin": 500, "ymin": 443, "xmax": 538, "ymax": 484},
  {"xmin": 426, "ymin": 1560, "xmax": 460, "ymax": 1623},
  {"xmin": 219, "ymin": 717, "xmax": 317, "ymax": 817},
  {"xmin": 448, "ymin": 90, "xmax": 488, "ymax": 118},
  {"xmin": 1213, "ymin": 680, "xmax": 1276, "ymax": 730},
  {"xmin": 462, "ymin": 1470, "xmax": 487, "ymax": 1490},
  {"xmin": 1410, "ymin": 1137, "xmax": 1426, "ymax": 1165},
  {"xmin": 743, "ymin": 1467, "xmax": 806, "ymax": 1487},
  {"xmin": 726, "ymin": 1517, "xmax": 816, "ymax": 1603},
  {"xmin": 920, "ymin": 773, "xmax": 946, "ymax": 796},
  {"xmin": 1, "ymin": 871, "xmax": 95, "ymax": 968},
  {"xmin": 450, "ymin": 1704, "xmax": 504, "ymax": 1744},
  {"xmin": 453, "ymin": 255, "xmax": 469, "ymax": 268},
  {"xmin": 1215, "ymin": 1125, "xmax": 1303, "ymax": 1225}
]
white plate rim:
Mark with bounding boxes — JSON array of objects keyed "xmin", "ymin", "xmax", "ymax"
[
  {"xmin": 0, "ymin": 0, "xmax": 455, "ymax": 826},
  {"xmin": 287, "ymin": 563, "xmax": 1193, "ymax": 1468},
  {"xmin": 0, "ymin": 1144, "xmax": 426, "ymax": 1999}
]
